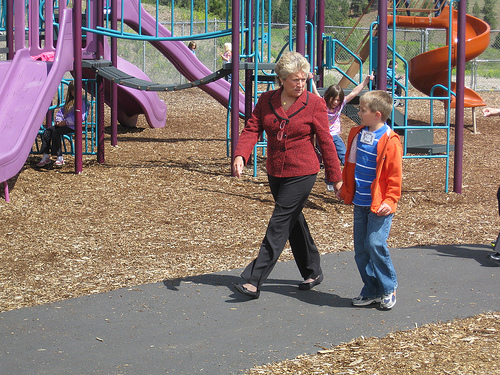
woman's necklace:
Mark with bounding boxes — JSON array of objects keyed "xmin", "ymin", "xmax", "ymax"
[{"xmin": 282, "ymin": 95, "xmax": 295, "ymax": 108}]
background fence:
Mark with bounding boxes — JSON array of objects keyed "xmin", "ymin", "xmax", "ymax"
[
  {"xmin": 116, "ymin": 21, "xmax": 500, "ymax": 92},
  {"xmin": 1, "ymin": 19, "xmax": 496, "ymax": 91}
]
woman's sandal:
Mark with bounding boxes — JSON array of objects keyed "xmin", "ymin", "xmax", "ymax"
[
  {"xmin": 298, "ymin": 273, "xmax": 323, "ymax": 290},
  {"xmin": 234, "ymin": 283, "xmax": 260, "ymax": 299}
]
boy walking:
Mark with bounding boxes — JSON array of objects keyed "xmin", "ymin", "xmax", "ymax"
[{"xmin": 337, "ymin": 90, "xmax": 403, "ymax": 309}]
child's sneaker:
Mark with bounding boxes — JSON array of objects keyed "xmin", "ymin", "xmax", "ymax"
[
  {"xmin": 36, "ymin": 157, "xmax": 51, "ymax": 167},
  {"xmin": 54, "ymin": 157, "xmax": 65, "ymax": 166},
  {"xmin": 380, "ymin": 291, "xmax": 396, "ymax": 309},
  {"xmin": 352, "ymin": 295, "xmax": 381, "ymax": 306},
  {"xmin": 489, "ymin": 252, "xmax": 500, "ymax": 263}
]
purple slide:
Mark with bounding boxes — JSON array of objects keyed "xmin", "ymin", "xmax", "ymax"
[
  {"xmin": 118, "ymin": 0, "xmax": 246, "ymax": 115},
  {"xmin": 82, "ymin": 37, "xmax": 167, "ymax": 128},
  {"xmin": 115, "ymin": 55, "xmax": 167, "ymax": 128},
  {"xmin": 0, "ymin": 9, "xmax": 75, "ymax": 200}
]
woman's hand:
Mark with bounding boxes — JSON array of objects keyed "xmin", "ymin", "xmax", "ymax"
[
  {"xmin": 335, "ymin": 186, "xmax": 343, "ymax": 200},
  {"xmin": 233, "ymin": 156, "xmax": 245, "ymax": 178},
  {"xmin": 56, "ymin": 120, "xmax": 66, "ymax": 127},
  {"xmin": 332, "ymin": 181, "xmax": 343, "ymax": 198}
]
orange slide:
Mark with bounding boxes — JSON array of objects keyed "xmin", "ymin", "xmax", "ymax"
[{"xmin": 388, "ymin": 6, "xmax": 490, "ymax": 108}]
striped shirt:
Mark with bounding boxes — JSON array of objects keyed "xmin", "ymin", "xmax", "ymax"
[
  {"xmin": 353, "ymin": 124, "xmax": 389, "ymax": 206},
  {"xmin": 327, "ymin": 99, "xmax": 346, "ymax": 136}
]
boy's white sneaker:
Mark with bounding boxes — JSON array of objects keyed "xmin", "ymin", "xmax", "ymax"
[
  {"xmin": 380, "ymin": 291, "xmax": 396, "ymax": 309},
  {"xmin": 352, "ymin": 295, "xmax": 381, "ymax": 306}
]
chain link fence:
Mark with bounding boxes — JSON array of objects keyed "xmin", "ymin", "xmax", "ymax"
[
  {"xmin": 117, "ymin": 20, "xmax": 232, "ymax": 85},
  {"xmin": 118, "ymin": 21, "xmax": 499, "ymax": 92}
]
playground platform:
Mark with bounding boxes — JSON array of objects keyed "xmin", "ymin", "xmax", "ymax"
[{"xmin": 1, "ymin": 244, "xmax": 499, "ymax": 374}]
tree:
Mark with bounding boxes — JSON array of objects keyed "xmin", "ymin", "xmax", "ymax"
[
  {"xmin": 471, "ymin": 1, "xmax": 481, "ymax": 18},
  {"xmin": 349, "ymin": 0, "xmax": 365, "ymax": 18},
  {"xmin": 272, "ymin": 0, "xmax": 295, "ymax": 24},
  {"xmin": 482, "ymin": 0, "xmax": 497, "ymax": 29},
  {"xmin": 209, "ymin": 0, "xmax": 227, "ymax": 19},
  {"xmin": 324, "ymin": 0, "xmax": 351, "ymax": 27}
]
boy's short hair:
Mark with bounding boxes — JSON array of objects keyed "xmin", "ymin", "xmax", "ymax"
[{"xmin": 360, "ymin": 90, "xmax": 393, "ymax": 121}]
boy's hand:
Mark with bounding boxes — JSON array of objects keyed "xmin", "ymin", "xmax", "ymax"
[{"xmin": 377, "ymin": 202, "xmax": 391, "ymax": 216}]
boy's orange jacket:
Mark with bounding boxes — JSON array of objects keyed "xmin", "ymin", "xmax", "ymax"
[{"xmin": 340, "ymin": 124, "xmax": 403, "ymax": 214}]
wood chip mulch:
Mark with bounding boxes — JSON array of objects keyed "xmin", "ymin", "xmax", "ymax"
[{"xmin": 1, "ymin": 88, "xmax": 499, "ymax": 374}]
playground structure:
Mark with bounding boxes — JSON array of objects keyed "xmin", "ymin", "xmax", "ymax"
[{"xmin": 0, "ymin": 0, "xmax": 491, "ymax": 202}]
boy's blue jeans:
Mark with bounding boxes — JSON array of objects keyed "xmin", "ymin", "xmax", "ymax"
[{"xmin": 353, "ymin": 205, "xmax": 398, "ymax": 298}]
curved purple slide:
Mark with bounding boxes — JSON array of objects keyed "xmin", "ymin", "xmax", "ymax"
[
  {"xmin": 0, "ymin": 9, "xmax": 75, "ymax": 201},
  {"xmin": 118, "ymin": 0, "xmax": 246, "ymax": 115},
  {"xmin": 115, "ymin": 55, "xmax": 167, "ymax": 128},
  {"xmin": 82, "ymin": 37, "xmax": 167, "ymax": 128}
]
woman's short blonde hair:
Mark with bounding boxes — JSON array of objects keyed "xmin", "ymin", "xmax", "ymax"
[{"xmin": 275, "ymin": 51, "xmax": 310, "ymax": 84}]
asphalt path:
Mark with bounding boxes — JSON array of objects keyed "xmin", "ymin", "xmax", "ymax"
[{"xmin": 1, "ymin": 244, "xmax": 499, "ymax": 374}]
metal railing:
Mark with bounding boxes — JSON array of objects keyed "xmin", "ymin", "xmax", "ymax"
[{"xmin": 111, "ymin": 22, "xmax": 499, "ymax": 92}]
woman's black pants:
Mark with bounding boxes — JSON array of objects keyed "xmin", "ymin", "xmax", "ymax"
[{"xmin": 241, "ymin": 174, "xmax": 322, "ymax": 289}]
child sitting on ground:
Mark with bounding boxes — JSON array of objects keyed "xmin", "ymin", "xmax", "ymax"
[
  {"xmin": 337, "ymin": 90, "xmax": 403, "ymax": 310},
  {"xmin": 36, "ymin": 82, "xmax": 88, "ymax": 167}
]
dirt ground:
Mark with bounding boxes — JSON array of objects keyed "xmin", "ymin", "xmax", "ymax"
[{"xmin": 1, "ymin": 88, "xmax": 499, "ymax": 374}]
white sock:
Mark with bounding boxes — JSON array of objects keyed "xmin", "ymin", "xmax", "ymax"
[{"xmin": 42, "ymin": 154, "xmax": 50, "ymax": 160}]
